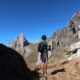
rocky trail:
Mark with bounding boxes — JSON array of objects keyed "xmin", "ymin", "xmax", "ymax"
[{"xmin": 38, "ymin": 57, "xmax": 80, "ymax": 80}]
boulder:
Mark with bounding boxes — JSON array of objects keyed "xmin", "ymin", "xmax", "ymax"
[
  {"xmin": 0, "ymin": 44, "xmax": 39, "ymax": 80},
  {"xmin": 69, "ymin": 41, "xmax": 80, "ymax": 51}
]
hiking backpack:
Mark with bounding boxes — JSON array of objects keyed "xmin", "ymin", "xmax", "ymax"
[{"xmin": 38, "ymin": 41, "xmax": 48, "ymax": 53}]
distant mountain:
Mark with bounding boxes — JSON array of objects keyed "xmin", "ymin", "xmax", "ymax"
[
  {"xmin": 8, "ymin": 33, "xmax": 31, "ymax": 57},
  {"xmin": 8, "ymin": 33, "xmax": 38, "ymax": 67},
  {"xmin": 8, "ymin": 33, "xmax": 30, "ymax": 48}
]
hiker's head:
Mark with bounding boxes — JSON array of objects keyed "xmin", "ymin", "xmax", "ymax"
[{"xmin": 41, "ymin": 35, "xmax": 47, "ymax": 40}]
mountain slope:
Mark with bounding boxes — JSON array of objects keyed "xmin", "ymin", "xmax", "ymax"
[
  {"xmin": 39, "ymin": 12, "xmax": 80, "ymax": 80},
  {"xmin": 49, "ymin": 12, "xmax": 80, "ymax": 57}
]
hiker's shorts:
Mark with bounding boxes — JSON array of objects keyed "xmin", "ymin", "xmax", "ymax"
[{"xmin": 40, "ymin": 53, "xmax": 48, "ymax": 63}]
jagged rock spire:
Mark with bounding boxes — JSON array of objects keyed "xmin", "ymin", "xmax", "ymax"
[
  {"xmin": 9, "ymin": 33, "xmax": 29, "ymax": 48},
  {"xmin": 8, "ymin": 33, "xmax": 30, "ymax": 55}
]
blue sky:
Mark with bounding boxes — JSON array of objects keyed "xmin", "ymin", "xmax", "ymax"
[{"xmin": 0, "ymin": 0, "xmax": 80, "ymax": 45}]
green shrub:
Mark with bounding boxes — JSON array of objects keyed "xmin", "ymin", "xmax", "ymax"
[{"xmin": 66, "ymin": 51, "xmax": 72, "ymax": 55}]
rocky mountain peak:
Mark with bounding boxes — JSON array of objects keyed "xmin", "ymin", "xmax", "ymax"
[
  {"xmin": 71, "ymin": 11, "xmax": 80, "ymax": 21},
  {"xmin": 9, "ymin": 33, "xmax": 29, "ymax": 48},
  {"xmin": 8, "ymin": 33, "xmax": 30, "ymax": 56},
  {"xmin": 17, "ymin": 33, "xmax": 30, "ymax": 47}
]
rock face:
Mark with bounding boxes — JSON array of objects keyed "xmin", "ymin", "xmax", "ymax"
[
  {"xmin": 67, "ymin": 41, "xmax": 80, "ymax": 61},
  {"xmin": 0, "ymin": 44, "xmax": 39, "ymax": 80},
  {"xmin": 49, "ymin": 12, "xmax": 80, "ymax": 57},
  {"xmin": 8, "ymin": 33, "xmax": 30, "ymax": 57},
  {"xmin": 69, "ymin": 41, "xmax": 80, "ymax": 51},
  {"xmin": 8, "ymin": 33, "xmax": 29, "ymax": 48}
]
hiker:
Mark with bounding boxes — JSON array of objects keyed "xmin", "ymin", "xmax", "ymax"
[
  {"xmin": 69, "ymin": 20, "xmax": 76, "ymax": 34},
  {"xmin": 38, "ymin": 35, "xmax": 48, "ymax": 76}
]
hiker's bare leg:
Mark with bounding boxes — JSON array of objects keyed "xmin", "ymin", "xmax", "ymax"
[
  {"xmin": 42, "ymin": 58, "xmax": 48, "ymax": 75},
  {"xmin": 42, "ymin": 63, "xmax": 45, "ymax": 75},
  {"xmin": 42, "ymin": 63, "xmax": 47, "ymax": 75},
  {"xmin": 45, "ymin": 58, "xmax": 48, "ymax": 74},
  {"xmin": 45, "ymin": 63, "xmax": 47, "ymax": 74},
  {"xmin": 44, "ymin": 62, "xmax": 47, "ymax": 74}
]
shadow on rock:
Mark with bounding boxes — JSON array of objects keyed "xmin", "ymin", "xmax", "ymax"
[
  {"xmin": 51, "ymin": 67, "xmax": 65, "ymax": 75},
  {"xmin": 0, "ymin": 44, "xmax": 39, "ymax": 80}
]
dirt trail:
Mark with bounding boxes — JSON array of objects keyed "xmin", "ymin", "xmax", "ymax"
[{"xmin": 39, "ymin": 58, "xmax": 80, "ymax": 80}]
